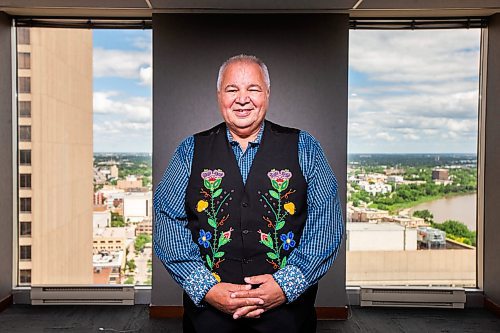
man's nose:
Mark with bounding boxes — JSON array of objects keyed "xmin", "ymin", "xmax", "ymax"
[{"xmin": 235, "ymin": 92, "xmax": 250, "ymax": 104}]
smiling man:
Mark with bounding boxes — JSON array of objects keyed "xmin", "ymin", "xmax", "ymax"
[{"xmin": 154, "ymin": 55, "xmax": 344, "ymax": 333}]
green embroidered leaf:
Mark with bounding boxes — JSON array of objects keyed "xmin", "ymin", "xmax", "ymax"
[
  {"xmin": 213, "ymin": 178, "xmax": 222, "ymax": 190},
  {"xmin": 269, "ymin": 190, "xmax": 280, "ymax": 200},
  {"xmin": 280, "ymin": 179, "xmax": 289, "ymax": 191},
  {"xmin": 207, "ymin": 218, "xmax": 217, "ymax": 228},
  {"xmin": 267, "ymin": 252, "xmax": 278, "ymax": 260},
  {"xmin": 271, "ymin": 179, "xmax": 280, "ymax": 192},
  {"xmin": 203, "ymin": 179, "xmax": 212, "ymax": 190},
  {"xmin": 218, "ymin": 235, "xmax": 230, "ymax": 247},
  {"xmin": 206, "ymin": 255, "xmax": 213, "ymax": 269},
  {"xmin": 275, "ymin": 221, "xmax": 285, "ymax": 231},
  {"xmin": 212, "ymin": 188, "xmax": 222, "ymax": 198},
  {"xmin": 281, "ymin": 256, "xmax": 287, "ymax": 268},
  {"xmin": 214, "ymin": 251, "xmax": 225, "ymax": 258},
  {"xmin": 260, "ymin": 234, "xmax": 274, "ymax": 249}
]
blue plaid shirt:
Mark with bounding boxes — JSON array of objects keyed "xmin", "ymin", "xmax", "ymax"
[{"xmin": 153, "ymin": 123, "xmax": 344, "ymax": 306}]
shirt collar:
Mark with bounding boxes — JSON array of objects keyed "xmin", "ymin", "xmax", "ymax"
[{"xmin": 226, "ymin": 121, "xmax": 265, "ymax": 147}]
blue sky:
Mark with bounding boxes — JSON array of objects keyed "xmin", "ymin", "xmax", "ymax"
[
  {"xmin": 348, "ymin": 29, "xmax": 481, "ymax": 154},
  {"xmin": 93, "ymin": 30, "xmax": 152, "ymax": 153},
  {"xmin": 92, "ymin": 29, "xmax": 480, "ymax": 154}
]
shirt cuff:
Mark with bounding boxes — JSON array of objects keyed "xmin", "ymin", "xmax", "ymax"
[
  {"xmin": 182, "ymin": 265, "xmax": 218, "ymax": 306},
  {"xmin": 272, "ymin": 265, "xmax": 308, "ymax": 303}
]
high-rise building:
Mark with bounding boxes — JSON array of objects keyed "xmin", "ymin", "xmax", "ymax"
[{"xmin": 17, "ymin": 27, "xmax": 93, "ymax": 285}]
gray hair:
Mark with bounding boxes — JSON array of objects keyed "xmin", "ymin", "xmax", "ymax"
[{"xmin": 217, "ymin": 54, "xmax": 270, "ymax": 92}]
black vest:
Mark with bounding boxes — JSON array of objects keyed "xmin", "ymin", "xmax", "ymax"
[{"xmin": 186, "ymin": 120, "xmax": 308, "ymax": 284}]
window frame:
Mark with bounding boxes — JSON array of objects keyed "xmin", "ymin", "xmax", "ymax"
[{"xmin": 7, "ymin": 17, "xmax": 488, "ymax": 309}]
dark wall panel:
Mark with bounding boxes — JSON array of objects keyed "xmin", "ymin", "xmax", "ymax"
[
  {"xmin": 152, "ymin": 13, "xmax": 348, "ymax": 307},
  {"xmin": 0, "ymin": 11, "xmax": 13, "ymax": 302},
  {"xmin": 484, "ymin": 14, "xmax": 500, "ymax": 304}
]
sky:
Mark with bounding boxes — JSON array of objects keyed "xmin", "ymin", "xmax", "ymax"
[
  {"xmin": 92, "ymin": 29, "xmax": 481, "ymax": 154},
  {"xmin": 348, "ymin": 29, "xmax": 481, "ymax": 154},
  {"xmin": 93, "ymin": 30, "xmax": 152, "ymax": 153}
]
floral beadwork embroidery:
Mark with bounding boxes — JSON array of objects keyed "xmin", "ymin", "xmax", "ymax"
[
  {"xmin": 258, "ymin": 169, "xmax": 297, "ymax": 270},
  {"xmin": 198, "ymin": 169, "xmax": 233, "ymax": 273}
]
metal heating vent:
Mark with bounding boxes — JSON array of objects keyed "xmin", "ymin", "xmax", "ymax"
[
  {"xmin": 360, "ymin": 286, "xmax": 466, "ymax": 309},
  {"xmin": 31, "ymin": 285, "xmax": 135, "ymax": 305}
]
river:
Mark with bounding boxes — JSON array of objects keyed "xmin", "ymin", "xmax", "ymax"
[{"xmin": 409, "ymin": 193, "xmax": 477, "ymax": 231}]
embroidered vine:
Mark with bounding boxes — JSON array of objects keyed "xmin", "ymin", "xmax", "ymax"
[
  {"xmin": 196, "ymin": 169, "xmax": 233, "ymax": 282},
  {"xmin": 258, "ymin": 169, "xmax": 297, "ymax": 270}
]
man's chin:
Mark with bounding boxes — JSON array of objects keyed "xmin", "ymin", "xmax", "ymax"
[{"xmin": 228, "ymin": 121, "xmax": 263, "ymax": 137}]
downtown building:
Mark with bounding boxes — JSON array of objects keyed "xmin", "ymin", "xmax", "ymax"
[{"xmin": 17, "ymin": 27, "xmax": 93, "ymax": 285}]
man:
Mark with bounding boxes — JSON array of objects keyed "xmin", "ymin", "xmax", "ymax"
[{"xmin": 154, "ymin": 54, "xmax": 344, "ymax": 332}]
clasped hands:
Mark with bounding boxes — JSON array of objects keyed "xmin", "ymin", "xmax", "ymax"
[{"xmin": 203, "ymin": 274, "xmax": 286, "ymax": 319}]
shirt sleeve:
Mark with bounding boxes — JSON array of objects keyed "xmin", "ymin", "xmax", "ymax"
[
  {"xmin": 153, "ymin": 136, "xmax": 218, "ymax": 306},
  {"xmin": 272, "ymin": 131, "xmax": 344, "ymax": 303}
]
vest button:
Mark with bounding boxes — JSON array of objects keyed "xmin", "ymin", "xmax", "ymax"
[
  {"xmin": 242, "ymin": 229, "xmax": 249, "ymax": 235},
  {"xmin": 242, "ymin": 202, "xmax": 248, "ymax": 208},
  {"xmin": 242, "ymin": 258, "xmax": 250, "ymax": 264}
]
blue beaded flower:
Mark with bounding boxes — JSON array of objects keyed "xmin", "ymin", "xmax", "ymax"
[
  {"xmin": 280, "ymin": 231, "xmax": 296, "ymax": 251},
  {"xmin": 198, "ymin": 229, "xmax": 212, "ymax": 248}
]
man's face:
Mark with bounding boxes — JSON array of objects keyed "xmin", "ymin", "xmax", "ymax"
[{"xmin": 217, "ymin": 61, "xmax": 270, "ymax": 137}]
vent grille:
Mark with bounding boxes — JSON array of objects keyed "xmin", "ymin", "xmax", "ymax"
[
  {"xmin": 360, "ymin": 287, "xmax": 466, "ymax": 309},
  {"xmin": 31, "ymin": 286, "xmax": 135, "ymax": 305},
  {"xmin": 371, "ymin": 289, "xmax": 454, "ymax": 295},
  {"xmin": 39, "ymin": 286, "xmax": 129, "ymax": 292},
  {"xmin": 364, "ymin": 301, "xmax": 464, "ymax": 309}
]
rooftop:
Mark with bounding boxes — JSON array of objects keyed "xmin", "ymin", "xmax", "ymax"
[{"xmin": 347, "ymin": 222, "xmax": 405, "ymax": 232}]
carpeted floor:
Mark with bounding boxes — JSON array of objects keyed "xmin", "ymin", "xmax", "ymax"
[{"xmin": 0, "ymin": 304, "xmax": 499, "ymax": 332}]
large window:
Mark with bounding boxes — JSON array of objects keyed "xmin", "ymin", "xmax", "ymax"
[
  {"xmin": 347, "ymin": 29, "xmax": 480, "ymax": 287},
  {"xmin": 15, "ymin": 27, "xmax": 152, "ymax": 287}
]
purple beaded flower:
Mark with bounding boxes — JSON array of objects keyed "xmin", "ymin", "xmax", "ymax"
[
  {"xmin": 267, "ymin": 169, "xmax": 292, "ymax": 192},
  {"xmin": 201, "ymin": 169, "xmax": 225, "ymax": 191}
]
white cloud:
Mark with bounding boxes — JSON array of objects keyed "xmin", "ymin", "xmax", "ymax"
[
  {"xmin": 93, "ymin": 91, "xmax": 151, "ymax": 124},
  {"xmin": 349, "ymin": 30, "xmax": 480, "ymax": 83},
  {"xmin": 93, "ymin": 48, "xmax": 152, "ymax": 85},
  {"xmin": 375, "ymin": 132, "xmax": 397, "ymax": 142},
  {"xmin": 348, "ymin": 29, "xmax": 480, "ymax": 153},
  {"xmin": 139, "ymin": 66, "xmax": 152, "ymax": 85}
]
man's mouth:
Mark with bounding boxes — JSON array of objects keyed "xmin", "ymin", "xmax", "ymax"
[{"xmin": 233, "ymin": 109, "xmax": 253, "ymax": 117}]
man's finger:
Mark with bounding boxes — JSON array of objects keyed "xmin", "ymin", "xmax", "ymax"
[
  {"xmin": 230, "ymin": 297, "xmax": 264, "ymax": 308},
  {"xmin": 230, "ymin": 290, "xmax": 261, "ymax": 299},
  {"xmin": 242, "ymin": 308, "xmax": 265, "ymax": 319},
  {"xmin": 244, "ymin": 274, "xmax": 271, "ymax": 285},
  {"xmin": 233, "ymin": 305, "xmax": 259, "ymax": 319},
  {"xmin": 227, "ymin": 283, "xmax": 252, "ymax": 292}
]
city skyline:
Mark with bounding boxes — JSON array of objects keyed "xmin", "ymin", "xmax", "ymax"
[{"xmin": 93, "ymin": 29, "xmax": 481, "ymax": 154}]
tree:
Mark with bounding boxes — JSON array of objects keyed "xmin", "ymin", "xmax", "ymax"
[
  {"xmin": 111, "ymin": 212, "xmax": 125, "ymax": 227},
  {"xmin": 432, "ymin": 220, "xmax": 476, "ymax": 246},
  {"xmin": 127, "ymin": 259, "xmax": 136, "ymax": 272},
  {"xmin": 124, "ymin": 277, "xmax": 134, "ymax": 285},
  {"xmin": 413, "ymin": 209, "xmax": 434, "ymax": 223},
  {"xmin": 135, "ymin": 233, "xmax": 152, "ymax": 252}
]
